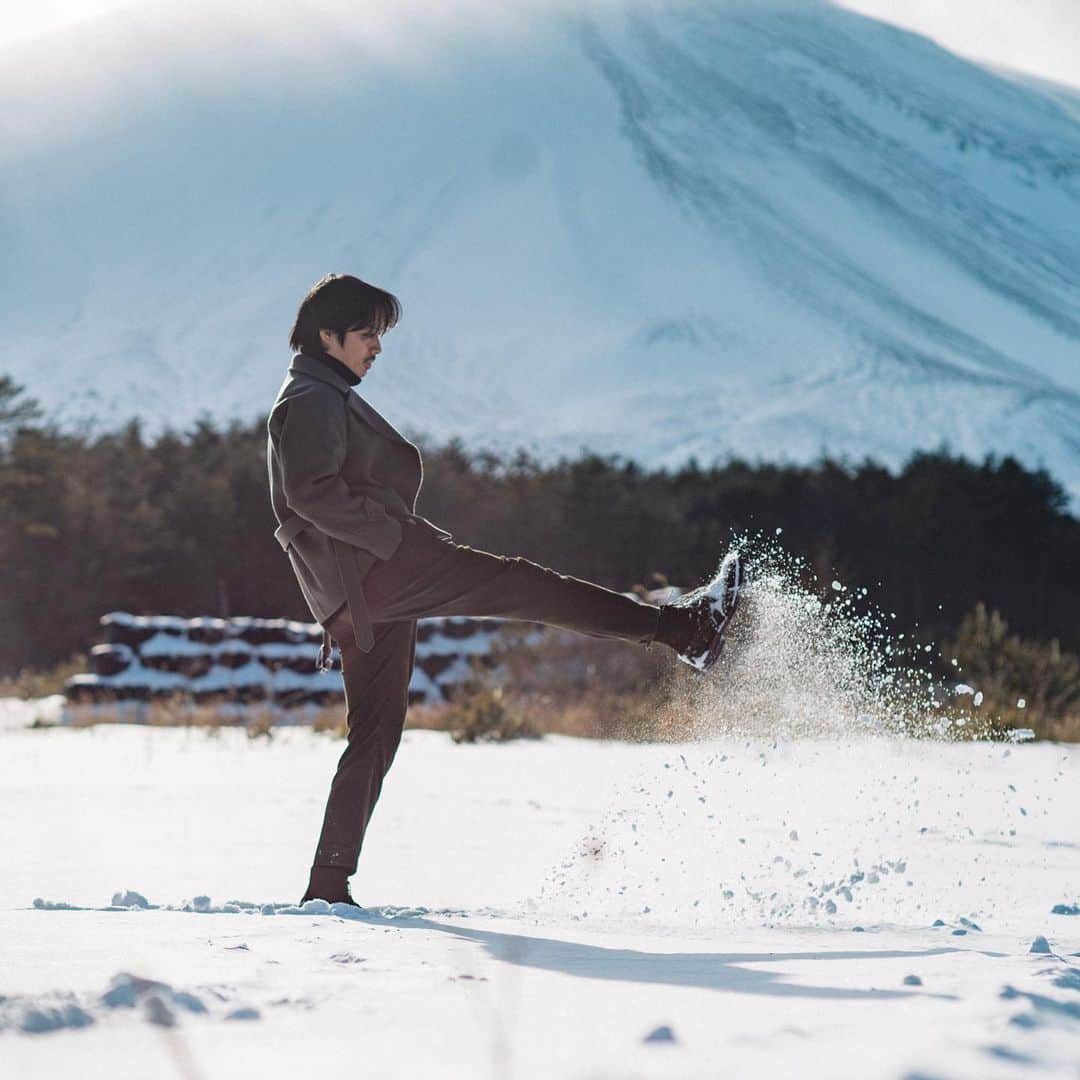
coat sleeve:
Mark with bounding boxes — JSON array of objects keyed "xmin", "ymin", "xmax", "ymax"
[{"xmin": 278, "ymin": 385, "xmax": 403, "ymax": 560}]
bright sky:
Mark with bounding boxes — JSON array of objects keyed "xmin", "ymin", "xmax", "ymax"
[
  {"xmin": 841, "ymin": 0, "xmax": 1080, "ymax": 88},
  {"xmin": 2, "ymin": 0, "xmax": 1079, "ymax": 88},
  {"xmin": 1, "ymin": 0, "xmax": 134, "ymax": 46}
]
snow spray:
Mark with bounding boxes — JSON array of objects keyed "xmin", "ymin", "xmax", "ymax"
[
  {"xmin": 680, "ymin": 532, "xmax": 996, "ymax": 742},
  {"xmin": 534, "ymin": 533, "xmax": 1047, "ymax": 929}
]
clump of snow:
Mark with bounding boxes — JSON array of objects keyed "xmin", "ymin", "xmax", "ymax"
[
  {"xmin": 30, "ymin": 891, "xmax": 377, "ymax": 924},
  {"xmin": 19, "ymin": 1003, "xmax": 94, "ymax": 1034},
  {"xmin": 225, "ymin": 1007, "xmax": 261, "ymax": 1021},
  {"xmin": 101, "ymin": 973, "xmax": 207, "ymax": 1015},
  {"xmin": 1029, "ymin": 935, "xmax": 1052, "ymax": 954},
  {"xmin": 0, "ymin": 972, "xmax": 227, "ymax": 1038},
  {"xmin": 643, "ymin": 1024, "xmax": 676, "ymax": 1043},
  {"xmin": 110, "ymin": 890, "xmax": 151, "ymax": 909}
]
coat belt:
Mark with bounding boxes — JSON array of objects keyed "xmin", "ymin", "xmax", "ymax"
[{"xmin": 274, "ymin": 513, "xmax": 376, "ymax": 668}]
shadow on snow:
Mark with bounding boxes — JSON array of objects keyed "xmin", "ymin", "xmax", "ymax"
[{"xmin": 360, "ymin": 910, "xmax": 964, "ymax": 1001}]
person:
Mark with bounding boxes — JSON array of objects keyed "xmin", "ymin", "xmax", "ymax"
[{"xmin": 267, "ymin": 273, "xmax": 741, "ymax": 906}]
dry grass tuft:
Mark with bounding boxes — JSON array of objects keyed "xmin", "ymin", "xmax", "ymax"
[
  {"xmin": 468, "ymin": 626, "xmax": 701, "ymax": 742},
  {"xmin": 0, "ymin": 654, "xmax": 87, "ymax": 699}
]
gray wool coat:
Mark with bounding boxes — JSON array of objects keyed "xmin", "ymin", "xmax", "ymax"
[{"xmin": 266, "ymin": 352, "xmax": 447, "ymax": 660}]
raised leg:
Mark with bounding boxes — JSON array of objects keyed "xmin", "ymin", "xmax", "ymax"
[{"xmin": 361, "ymin": 522, "xmax": 661, "ymax": 644}]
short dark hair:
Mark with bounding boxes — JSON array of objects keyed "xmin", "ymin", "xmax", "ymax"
[{"xmin": 288, "ymin": 273, "xmax": 402, "ymax": 355}]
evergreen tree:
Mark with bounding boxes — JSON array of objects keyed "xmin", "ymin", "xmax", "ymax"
[{"xmin": 0, "ymin": 386, "xmax": 1077, "ymax": 675}]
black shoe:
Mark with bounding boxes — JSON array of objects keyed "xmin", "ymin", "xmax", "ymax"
[
  {"xmin": 301, "ymin": 867, "xmax": 360, "ymax": 908},
  {"xmin": 666, "ymin": 550, "xmax": 744, "ymax": 672}
]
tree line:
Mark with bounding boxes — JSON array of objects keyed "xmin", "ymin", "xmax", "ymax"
[{"xmin": 1, "ymin": 375, "xmax": 1077, "ymax": 677}]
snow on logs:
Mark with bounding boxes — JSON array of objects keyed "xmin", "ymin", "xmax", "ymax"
[{"xmin": 66, "ymin": 611, "xmax": 506, "ymax": 711}]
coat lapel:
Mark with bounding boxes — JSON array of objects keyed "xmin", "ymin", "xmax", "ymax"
[{"xmin": 347, "ymin": 393, "xmax": 410, "ymax": 446}]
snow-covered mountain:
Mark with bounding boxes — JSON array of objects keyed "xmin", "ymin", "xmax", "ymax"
[{"xmin": 2, "ymin": 0, "xmax": 1078, "ymax": 495}]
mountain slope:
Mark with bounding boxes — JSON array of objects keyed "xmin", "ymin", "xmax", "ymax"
[{"xmin": 1, "ymin": 0, "xmax": 1078, "ymax": 495}]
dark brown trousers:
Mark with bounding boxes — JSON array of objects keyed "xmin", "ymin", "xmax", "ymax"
[{"xmin": 312, "ymin": 520, "xmax": 660, "ymax": 872}]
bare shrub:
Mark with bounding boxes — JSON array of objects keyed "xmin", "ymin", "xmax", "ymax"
[
  {"xmin": 444, "ymin": 685, "xmax": 541, "ymax": 744},
  {"xmin": 945, "ymin": 604, "xmax": 1080, "ymax": 741},
  {"xmin": 477, "ymin": 625, "xmax": 699, "ymax": 742}
]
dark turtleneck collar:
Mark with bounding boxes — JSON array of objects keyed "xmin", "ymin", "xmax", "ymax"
[{"xmin": 311, "ymin": 349, "xmax": 363, "ymax": 387}]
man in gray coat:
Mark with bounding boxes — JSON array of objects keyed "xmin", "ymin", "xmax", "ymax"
[{"xmin": 268, "ymin": 274, "xmax": 741, "ymax": 906}]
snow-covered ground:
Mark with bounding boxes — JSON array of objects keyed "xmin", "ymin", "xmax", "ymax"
[{"xmin": 2, "ymin": 707, "xmax": 1078, "ymax": 1078}]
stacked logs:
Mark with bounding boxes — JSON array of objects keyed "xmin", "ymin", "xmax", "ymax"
[{"xmin": 65, "ymin": 611, "xmax": 506, "ymax": 710}]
